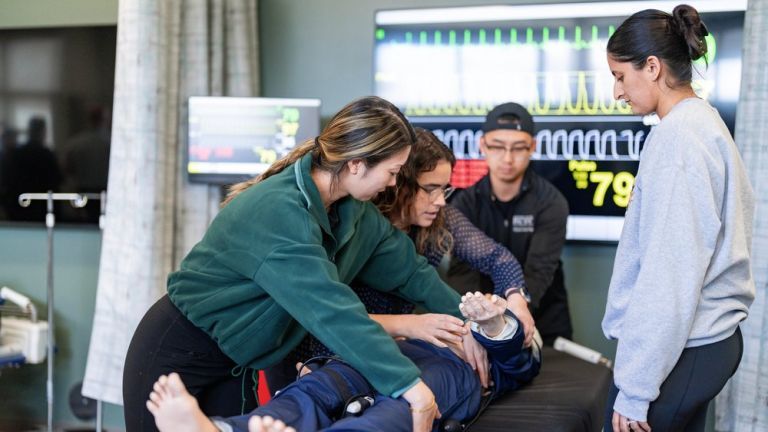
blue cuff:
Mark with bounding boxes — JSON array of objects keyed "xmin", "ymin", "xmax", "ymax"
[
  {"xmin": 390, "ymin": 377, "xmax": 421, "ymax": 399},
  {"xmin": 470, "ymin": 315, "xmax": 519, "ymax": 340}
]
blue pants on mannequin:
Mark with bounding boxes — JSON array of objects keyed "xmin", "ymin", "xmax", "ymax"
[{"xmin": 214, "ymin": 314, "xmax": 540, "ymax": 432}]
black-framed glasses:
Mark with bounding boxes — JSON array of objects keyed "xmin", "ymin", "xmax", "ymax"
[
  {"xmin": 484, "ymin": 144, "xmax": 531, "ymax": 158},
  {"xmin": 417, "ymin": 184, "xmax": 455, "ymax": 201}
]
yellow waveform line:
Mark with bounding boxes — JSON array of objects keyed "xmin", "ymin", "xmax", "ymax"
[
  {"xmin": 403, "ymin": 71, "xmax": 634, "ymax": 116},
  {"xmin": 552, "ymin": 81, "xmax": 570, "ymax": 116},
  {"xmin": 531, "ymin": 93, "xmax": 551, "ymax": 115}
]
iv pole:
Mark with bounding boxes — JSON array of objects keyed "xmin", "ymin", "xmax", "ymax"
[{"xmin": 17, "ymin": 191, "xmax": 100, "ymax": 432}]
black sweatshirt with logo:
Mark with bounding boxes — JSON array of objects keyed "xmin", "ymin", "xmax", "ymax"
[{"xmin": 446, "ymin": 170, "xmax": 573, "ymax": 344}]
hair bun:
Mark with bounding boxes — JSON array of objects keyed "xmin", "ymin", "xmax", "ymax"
[{"xmin": 671, "ymin": 4, "xmax": 709, "ymax": 60}]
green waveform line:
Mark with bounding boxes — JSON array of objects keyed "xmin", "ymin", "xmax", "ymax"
[
  {"xmin": 378, "ymin": 26, "xmax": 717, "ymax": 61},
  {"xmin": 573, "ymin": 26, "xmax": 593, "ymax": 49},
  {"xmin": 381, "ymin": 26, "xmax": 613, "ymax": 49}
]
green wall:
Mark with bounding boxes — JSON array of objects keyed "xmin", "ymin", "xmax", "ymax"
[
  {"xmin": 0, "ymin": 0, "xmax": 118, "ymax": 29},
  {"xmin": 0, "ymin": 225, "xmax": 126, "ymax": 430},
  {"xmin": 561, "ymin": 244, "xmax": 617, "ymax": 357}
]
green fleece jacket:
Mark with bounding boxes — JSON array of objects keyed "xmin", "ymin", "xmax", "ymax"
[{"xmin": 168, "ymin": 153, "xmax": 462, "ymax": 396}]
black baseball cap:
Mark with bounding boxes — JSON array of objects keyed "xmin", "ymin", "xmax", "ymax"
[{"xmin": 482, "ymin": 102, "xmax": 535, "ymax": 136}]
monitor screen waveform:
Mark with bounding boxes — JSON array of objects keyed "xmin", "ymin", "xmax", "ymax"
[
  {"xmin": 376, "ymin": 1, "xmax": 745, "ymax": 241},
  {"xmin": 187, "ymin": 97, "xmax": 321, "ymax": 185},
  {"xmin": 374, "ymin": 13, "xmax": 741, "ymax": 117}
]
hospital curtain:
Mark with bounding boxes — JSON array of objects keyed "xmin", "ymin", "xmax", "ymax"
[
  {"xmin": 715, "ymin": 1, "xmax": 768, "ymax": 430},
  {"xmin": 81, "ymin": 0, "xmax": 259, "ymax": 405}
]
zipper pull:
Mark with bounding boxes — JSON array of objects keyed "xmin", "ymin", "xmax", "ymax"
[{"xmin": 504, "ymin": 219, "xmax": 509, "ymax": 228}]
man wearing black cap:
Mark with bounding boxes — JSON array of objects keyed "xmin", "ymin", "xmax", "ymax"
[{"xmin": 446, "ymin": 102, "xmax": 572, "ymax": 346}]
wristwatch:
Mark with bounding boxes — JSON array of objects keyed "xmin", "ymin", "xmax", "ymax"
[{"xmin": 505, "ymin": 286, "xmax": 531, "ymax": 303}]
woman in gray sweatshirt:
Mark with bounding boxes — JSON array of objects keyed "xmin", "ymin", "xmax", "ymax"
[{"xmin": 601, "ymin": 5, "xmax": 755, "ymax": 432}]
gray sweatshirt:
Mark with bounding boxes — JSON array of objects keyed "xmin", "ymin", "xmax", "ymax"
[{"xmin": 602, "ymin": 97, "xmax": 755, "ymax": 421}]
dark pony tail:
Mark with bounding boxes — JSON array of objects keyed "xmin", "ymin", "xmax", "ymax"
[
  {"xmin": 607, "ymin": 4, "xmax": 710, "ymax": 87},
  {"xmin": 671, "ymin": 4, "xmax": 709, "ymax": 62},
  {"xmin": 222, "ymin": 139, "xmax": 317, "ymax": 207}
]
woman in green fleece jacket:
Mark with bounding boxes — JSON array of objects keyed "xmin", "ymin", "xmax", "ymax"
[{"xmin": 123, "ymin": 96, "xmax": 486, "ymax": 432}]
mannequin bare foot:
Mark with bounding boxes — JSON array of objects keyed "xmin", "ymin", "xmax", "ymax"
[
  {"xmin": 459, "ymin": 292, "xmax": 507, "ymax": 337},
  {"xmin": 248, "ymin": 415, "xmax": 296, "ymax": 432},
  {"xmin": 146, "ymin": 373, "xmax": 218, "ymax": 432}
]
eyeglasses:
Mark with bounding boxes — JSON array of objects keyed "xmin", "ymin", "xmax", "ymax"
[
  {"xmin": 417, "ymin": 184, "xmax": 455, "ymax": 201},
  {"xmin": 484, "ymin": 144, "xmax": 531, "ymax": 158}
]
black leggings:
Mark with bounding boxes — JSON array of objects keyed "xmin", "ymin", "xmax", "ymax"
[
  {"xmin": 604, "ymin": 327, "xmax": 743, "ymax": 432},
  {"xmin": 122, "ymin": 295, "xmax": 258, "ymax": 432}
]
